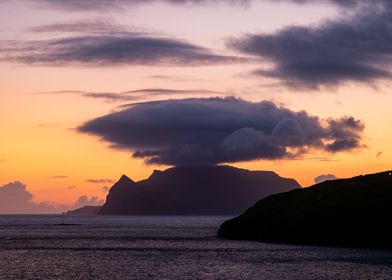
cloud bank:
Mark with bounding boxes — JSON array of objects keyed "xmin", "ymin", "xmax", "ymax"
[
  {"xmin": 79, "ymin": 97, "xmax": 364, "ymax": 166},
  {"xmin": 314, "ymin": 174, "xmax": 339, "ymax": 184},
  {"xmin": 0, "ymin": 181, "xmax": 105, "ymax": 214},
  {"xmin": 0, "ymin": 181, "xmax": 55, "ymax": 214},
  {"xmin": 229, "ymin": 1, "xmax": 392, "ymax": 89},
  {"xmin": 74, "ymin": 195, "xmax": 104, "ymax": 208}
]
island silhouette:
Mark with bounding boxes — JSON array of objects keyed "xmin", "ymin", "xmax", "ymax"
[
  {"xmin": 218, "ymin": 170, "xmax": 392, "ymax": 247},
  {"xmin": 94, "ymin": 165, "xmax": 300, "ymax": 215}
]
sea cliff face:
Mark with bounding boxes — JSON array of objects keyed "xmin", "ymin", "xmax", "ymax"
[
  {"xmin": 218, "ymin": 171, "xmax": 392, "ymax": 247},
  {"xmin": 99, "ymin": 165, "xmax": 300, "ymax": 215}
]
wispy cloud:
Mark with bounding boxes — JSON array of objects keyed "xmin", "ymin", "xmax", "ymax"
[
  {"xmin": 1, "ymin": 33, "xmax": 244, "ymax": 67},
  {"xmin": 27, "ymin": 18, "xmax": 134, "ymax": 34},
  {"xmin": 8, "ymin": 0, "xmax": 380, "ymax": 13},
  {"xmin": 49, "ymin": 175, "xmax": 69, "ymax": 179},
  {"xmin": 288, "ymin": 157, "xmax": 340, "ymax": 162},
  {"xmin": 86, "ymin": 179, "xmax": 114, "ymax": 184},
  {"xmin": 17, "ymin": 0, "xmax": 252, "ymax": 11},
  {"xmin": 38, "ymin": 88, "xmax": 225, "ymax": 103},
  {"xmin": 35, "ymin": 123, "xmax": 60, "ymax": 128},
  {"xmin": 13, "ymin": 0, "xmax": 382, "ymax": 12}
]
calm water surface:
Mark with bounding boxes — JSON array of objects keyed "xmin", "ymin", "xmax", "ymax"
[{"xmin": 0, "ymin": 215, "xmax": 391, "ymax": 280}]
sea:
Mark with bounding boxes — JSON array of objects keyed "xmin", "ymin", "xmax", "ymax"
[{"xmin": 0, "ymin": 215, "xmax": 391, "ymax": 280}]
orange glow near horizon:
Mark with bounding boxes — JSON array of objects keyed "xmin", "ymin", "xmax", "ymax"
[
  {"xmin": 1, "ymin": 67, "xmax": 392, "ymax": 205},
  {"xmin": 0, "ymin": 0, "xmax": 391, "ymax": 211}
]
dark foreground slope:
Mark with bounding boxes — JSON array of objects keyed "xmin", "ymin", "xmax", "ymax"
[
  {"xmin": 99, "ymin": 165, "xmax": 300, "ymax": 215},
  {"xmin": 218, "ymin": 170, "xmax": 392, "ymax": 247}
]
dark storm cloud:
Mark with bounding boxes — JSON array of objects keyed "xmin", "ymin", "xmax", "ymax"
[
  {"xmin": 229, "ymin": 1, "xmax": 392, "ymax": 88},
  {"xmin": 78, "ymin": 97, "xmax": 364, "ymax": 166},
  {"xmin": 2, "ymin": 34, "xmax": 240, "ymax": 66}
]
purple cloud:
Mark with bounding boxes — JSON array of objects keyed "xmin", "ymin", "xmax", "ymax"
[{"xmin": 79, "ymin": 97, "xmax": 365, "ymax": 166}]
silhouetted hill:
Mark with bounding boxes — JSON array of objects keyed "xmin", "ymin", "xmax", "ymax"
[
  {"xmin": 99, "ymin": 165, "xmax": 300, "ymax": 215},
  {"xmin": 66, "ymin": 205, "xmax": 101, "ymax": 215},
  {"xmin": 218, "ymin": 170, "xmax": 392, "ymax": 247}
]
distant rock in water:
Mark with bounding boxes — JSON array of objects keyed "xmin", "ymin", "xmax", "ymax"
[
  {"xmin": 218, "ymin": 170, "xmax": 392, "ymax": 247},
  {"xmin": 99, "ymin": 165, "xmax": 300, "ymax": 215},
  {"xmin": 66, "ymin": 205, "xmax": 101, "ymax": 215}
]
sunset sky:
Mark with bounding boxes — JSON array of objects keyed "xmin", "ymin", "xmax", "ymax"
[{"xmin": 1, "ymin": 0, "xmax": 391, "ymax": 212}]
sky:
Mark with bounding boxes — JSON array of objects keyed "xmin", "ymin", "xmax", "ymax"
[{"xmin": 1, "ymin": 0, "xmax": 391, "ymax": 213}]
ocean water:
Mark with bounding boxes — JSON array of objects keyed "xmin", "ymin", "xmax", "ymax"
[{"xmin": 0, "ymin": 216, "xmax": 391, "ymax": 280}]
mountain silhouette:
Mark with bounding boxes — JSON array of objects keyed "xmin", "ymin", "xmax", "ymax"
[
  {"xmin": 218, "ymin": 170, "xmax": 392, "ymax": 247},
  {"xmin": 99, "ymin": 165, "xmax": 300, "ymax": 215}
]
